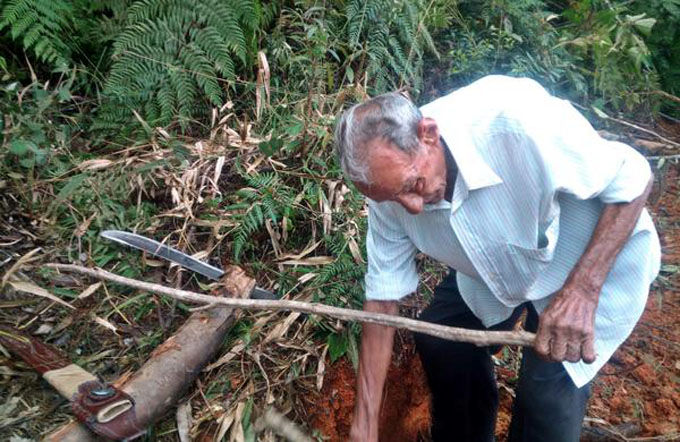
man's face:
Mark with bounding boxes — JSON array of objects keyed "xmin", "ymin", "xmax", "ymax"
[{"xmin": 355, "ymin": 124, "xmax": 447, "ymax": 215}]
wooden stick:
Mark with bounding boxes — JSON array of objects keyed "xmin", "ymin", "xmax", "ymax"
[
  {"xmin": 46, "ymin": 263, "xmax": 535, "ymax": 347},
  {"xmin": 654, "ymin": 89, "xmax": 680, "ymax": 105},
  {"xmin": 605, "ymin": 116, "xmax": 679, "ymax": 148}
]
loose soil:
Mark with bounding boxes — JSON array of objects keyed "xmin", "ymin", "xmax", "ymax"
[
  {"xmin": 305, "ymin": 334, "xmax": 431, "ymax": 442},
  {"xmin": 304, "ymin": 158, "xmax": 680, "ymax": 441}
]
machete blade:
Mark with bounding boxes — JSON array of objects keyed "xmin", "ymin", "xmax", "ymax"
[{"xmin": 100, "ymin": 230, "xmax": 279, "ymax": 300}]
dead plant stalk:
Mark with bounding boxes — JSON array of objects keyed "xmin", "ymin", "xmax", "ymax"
[{"xmin": 46, "ymin": 263, "xmax": 535, "ymax": 347}]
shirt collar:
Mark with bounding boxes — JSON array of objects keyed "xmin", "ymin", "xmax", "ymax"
[
  {"xmin": 420, "ymin": 97, "xmax": 503, "ymax": 192},
  {"xmin": 439, "ymin": 125, "xmax": 503, "ymax": 191}
]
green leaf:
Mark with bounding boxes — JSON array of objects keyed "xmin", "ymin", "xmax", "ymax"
[
  {"xmin": 242, "ymin": 398, "xmax": 255, "ymax": 442},
  {"xmin": 9, "ymin": 139, "xmax": 37, "ymax": 155},
  {"xmin": 285, "ymin": 122, "xmax": 304, "ymax": 137},
  {"xmin": 258, "ymin": 138, "xmax": 283, "ymax": 157},
  {"xmin": 632, "ymin": 17, "xmax": 656, "ymax": 37},
  {"xmin": 345, "ymin": 66, "xmax": 354, "ymax": 83},
  {"xmin": 19, "ymin": 157, "xmax": 35, "ymax": 168},
  {"xmin": 591, "ymin": 106, "xmax": 610, "ymax": 119},
  {"xmin": 327, "ymin": 332, "xmax": 348, "ymax": 362},
  {"xmin": 55, "ymin": 173, "xmax": 87, "ymax": 204},
  {"xmin": 57, "ymin": 85, "xmax": 72, "ymax": 102}
]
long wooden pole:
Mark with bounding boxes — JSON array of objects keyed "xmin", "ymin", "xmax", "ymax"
[{"xmin": 46, "ymin": 263, "xmax": 535, "ymax": 347}]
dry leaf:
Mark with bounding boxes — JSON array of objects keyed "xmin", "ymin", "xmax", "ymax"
[
  {"xmin": 1, "ymin": 248, "xmax": 41, "ymax": 287},
  {"xmin": 9, "ymin": 281, "xmax": 75, "ymax": 309},
  {"xmin": 320, "ymin": 191, "xmax": 332, "ymax": 236},
  {"xmin": 297, "ymin": 272, "xmax": 317, "ymax": 284},
  {"xmin": 280, "ymin": 256, "xmax": 334, "ymax": 266},
  {"xmin": 259, "ymin": 51, "xmax": 270, "ymax": 105},
  {"xmin": 74, "ymin": 214, "xmax": 96, "ymax": 238},
  {"xmin": 52, "ymin": 315, "xmax": 74, "ymax": 334},
  {"xmin": 317, "ymin": 346, "xmax": 328, "ymax": 391},
  {"xmin": 176, "ymin": 400, "xmax": 192, "ymax": 442},
  {"xmin": 34, "ymin": 324, "xmax": 53, "ymax": 335},
  {"xmin": 92, "ymin": 315, "xmax": 118, "ymax": 333},
  {"xmin": 214, "ymin": 156, "xmax": 226, "ymax": 189},
  {"xmin": 204, "ymin": 342, "xmax": 246, "ymax": 371},
  {"xmin": 229, "ymin": 402, "xmax": 246, "ymax": 442},
  {"xmin": 255, "ymin": 51, "xmax": 270, "ymax": 120},
  {"xmin": 245, "ymin": 155, "xmax": 265, "ymax": 174},
  {"xmin": 262, "ymin": 311, "xmax": 301, "ymax": 345},
  {"xmin": 78, "ymin": 159, "xmax": 113, "ymax": 171},
  {"xmin": 215, "ymin": 412, "xmax": 235, "ymax": 442},
  {"xmin": 77, "ymin": 282, "xmax": 102, "ymax": 300},
  {"xmin": 265, "ymin": 219, "xmax": 282, "ymax": 258},
  {"xmin": 347, "ymin": 237, "xmax": 365, "ymax": 264},
  {"xmin": 278, "ymin": 240, "xmax": 321, "ymax": 261}
]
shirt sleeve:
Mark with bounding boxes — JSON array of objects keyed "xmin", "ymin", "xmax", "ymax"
[
  {"xmin": 518, "ymin": 86, "xmax": 651, "ymax": 204},
  {"xmin": 364, "ymin": 200, "xmax": 419, "ymax": 301}
]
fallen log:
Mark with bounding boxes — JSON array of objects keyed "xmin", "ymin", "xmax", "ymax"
[
  {"xmin": 46, "ymin": 263, "xmax": 536, "ymax": 347},
  {"xmin": 44, "ymin": 266, "xmax": 254, "ymax": 441}
]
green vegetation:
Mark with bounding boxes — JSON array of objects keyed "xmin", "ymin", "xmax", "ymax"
[{"xmin": 1, "ymin": 0, "xmax": 679, "ymax": 438}]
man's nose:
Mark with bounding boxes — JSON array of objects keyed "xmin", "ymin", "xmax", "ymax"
[{"xmin": 398, "ymin": 195, "xmax": 423, "ymax": 214}]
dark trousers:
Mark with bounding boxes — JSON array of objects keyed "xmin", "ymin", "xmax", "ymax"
[{"xmin": 413, "ymin": 271, "xmax": 591, "ymax": 442}]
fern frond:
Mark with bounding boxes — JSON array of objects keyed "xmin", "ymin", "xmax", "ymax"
[
  {"xmin": 0, "ymin": 0, "xmax": 73, "ymax": 67},
  {"xmin": 97, "ymin": 0, "xmax": 255, "ymax": 133}
]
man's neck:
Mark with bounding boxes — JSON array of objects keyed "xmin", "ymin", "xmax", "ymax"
[{"xmin": 442, "ymin": 137, "xmax": 457, "ymax": 202}]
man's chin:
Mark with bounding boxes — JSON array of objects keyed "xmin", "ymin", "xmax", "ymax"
[{"xmin": 425, "ymin": 190, "xmax": 445, "ymax": 205}]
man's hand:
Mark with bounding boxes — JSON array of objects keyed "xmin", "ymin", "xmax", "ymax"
[
  {"xmin": 349, "ymin": 300, "xmax": 399, "ymax": 442},
  {"xmin": 535, "ymin": 177, "xmax": 653, "ymax": 364},
  {"xmin": 535, "ymin": 281, "xmax": 598, "ymax": 363}
]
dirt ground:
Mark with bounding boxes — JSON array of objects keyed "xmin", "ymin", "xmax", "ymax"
[{"xmin": 304, "ymin": 142, "xmax": 680, "ymax": 441}]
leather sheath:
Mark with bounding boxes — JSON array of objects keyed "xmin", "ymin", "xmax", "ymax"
[{"xmin": 71, "ymin": 380, "xmax": 144, "ymax": 440}]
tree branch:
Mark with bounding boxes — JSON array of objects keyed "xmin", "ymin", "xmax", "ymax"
[{"xmin": 46, "ymin": 264, "xmax": 535, "ymax": 347}]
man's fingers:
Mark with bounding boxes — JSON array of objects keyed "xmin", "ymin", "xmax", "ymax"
[
  {"xmin": 534, "ymin": 321, "xmax": 552, "ymax": 359},
  {"xmin": 565, "ymin": 342, "xmax": 581, "ymax": 363},
  {"xmin": 582, "ymin": 337, "xmax": 596, "ymax": 364},
  {"xmin": 549, "ymin": 333, "xmax": 567, "ymax": 362}
]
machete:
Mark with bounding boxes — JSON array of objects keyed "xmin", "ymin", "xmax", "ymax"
[{"xmin": 100, "ymin": 230, "xmax": 279, "ymax": 300}]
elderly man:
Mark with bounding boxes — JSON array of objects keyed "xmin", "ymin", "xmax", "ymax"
[{"xmin": 334, "ymin": 76, "xmax": 660, "ymax": 442}]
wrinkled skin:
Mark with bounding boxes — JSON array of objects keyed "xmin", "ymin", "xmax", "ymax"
[{"xmin": 534, "ymin": 176, "xmax": 652, "ymax": 363}]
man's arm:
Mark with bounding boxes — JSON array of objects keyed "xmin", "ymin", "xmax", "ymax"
[
  {"xmin": 349, "ymin": 300, "xmax": 399, "ymax": 442},
  {"xmin": 535, "ymin": 177, "xmax": 653, "ymax": 363}
]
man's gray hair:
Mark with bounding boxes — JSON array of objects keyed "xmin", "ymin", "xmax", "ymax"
[{"xmin": 334, "ymin": 92, "xmax": 423, "ymax": 184}]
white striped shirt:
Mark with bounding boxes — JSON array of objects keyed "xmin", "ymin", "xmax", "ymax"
[{"xmin": 364, "ymin": 76, "xmax": 661, "ymax": 387}]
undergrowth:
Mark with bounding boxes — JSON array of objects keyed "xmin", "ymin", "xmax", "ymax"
[{"xmin": 1, "ymin": 0, "xmax": 679, "ymax": 440}]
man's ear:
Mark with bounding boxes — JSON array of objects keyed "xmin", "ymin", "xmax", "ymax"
[{"xmin": 417, "ymin": 117, "xmax": 440, "ymax": 149}]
